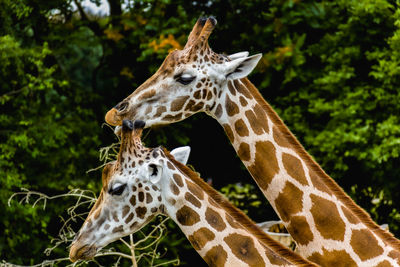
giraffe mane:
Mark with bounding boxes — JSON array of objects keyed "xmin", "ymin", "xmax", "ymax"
[
  {"xmin": 164, "ymin": 148, "xmax": 316, "ymax": 266},
  {"xmin": 240, "ymin": 77, "xmax": 400, "ymax": 251}
]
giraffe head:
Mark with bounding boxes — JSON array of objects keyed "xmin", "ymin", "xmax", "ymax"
[
  {"xmin": 105, "ymin": 17, "xmax": 261, "ymax": 128},
  {"xmin": 69, "ymin": 120, "xmax": 190, "ymax": 262}
]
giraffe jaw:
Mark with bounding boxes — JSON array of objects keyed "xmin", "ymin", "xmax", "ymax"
[{"xmin": 69, "ymin": 243, "xmax": 97, "ymax": 262}]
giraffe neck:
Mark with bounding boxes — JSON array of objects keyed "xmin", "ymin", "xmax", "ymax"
[
  {"xmin": 161, "ymin": 151, "xmax": 316, "ymax": 266},
  {"xmin": 210, "ymin": 78, "xmax": 400, "ymax": 265}
]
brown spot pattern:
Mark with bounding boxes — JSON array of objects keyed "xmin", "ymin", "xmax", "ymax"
[
  {"xmin": 239, "ymin": 96, "xmax": 248, "ymax": 107},
  {"xmin": 145, "ymin": 106, "xmax": 152, "ymax": 114},
  {"xmin": 225, "ymin": 95, "xmax": 239, "ymax": 117},
  {"xmin": 154, "ymin": 106, "xmax": 167, "ymax": 117},
  {"xmin": 234, "ymin": 118, "xmax": 249, "ymax": 137},
  {"xmin": 185, "ymin": 192, "xmax": 201, "ymax": 208},
  {"xmin": 375, "ymin": 261, "xmax": 393, "ymax": 267},
  {"xmin": 130, "ymin": 195, "xmax": 136, "ymax": 206},
  {"xmin": 341, "ymin": 206, "xmax": 359, "ymax": 224},
  {"xmin": 171, "ymin": 96, "xmax": 189, "ymax": 111},
  {"xmin": 237, "ymin": 142, "xmax": 251, "ymax": 161},
  {"xmin": 186, "ymin": 180, "xmax": 204, "ymax": 200},
  {"xmin": 273, "ymin": 126, "xmax": 291, "ymax": 148},
  {"xmin": 308, "ymin": 248, "xmax": 357, "ymax": 267},
  {"xmin": 389, "ymin": 250, "xmax": 400, "ymax": 265},
  {"xmin": 286, "ymin": 215, "xmax": 314, "ymax": 245},
  {"xmin": 193, "ymin": 90, "xmax": 201, "ymax": 99},
  {"xmin": 224, "ymin": 233, "xmax": 265, "ymax": 266},
  {"xmin": 168, "ymin": 198, "xmax": 176, "ymax": 205},
  {"xmin": 245, "ymin": 110, "xmax": 263, "ymax": 135},
  {"xmin": 151, "ymin": 207, "xmax": 158, "ymax": 213},
  {"xmin": 125, "ymin": 213, "xmax": 134, "ymax": 224},
  {"xmin": 135, "ymin": 206, "xmax": 147, "ymax": 219},
  {"xmin": 205, "ymin": 207, "xmax": 226, "ymax": 232},
  {"xmin": 138, "ymin": 89, "xmax": 155, "ymax": 100},
  {"xmin": 173, "ymin": 173, "xmax": 184, "ymax": 187},
  {"xmin": 146, "ymin": 193, "xmax": 153, "ymax": 204},
  {"xmin": 191, "ymin": 102, "xmax": 204, "ymax": 112},
  {"xmin": 214, "ymin": 104, "xmax": 222, "ymax": 118},
  {"xmin": 185, "ymin": 100, "xmax": 196, "ymax": 111},
  {"xmin": 93, "ymin": 208, "xmax": 101, "ymax": 220},
  {"xmin": 223, "ymin": 124, "xmax": 235, "ymax": 143},
  {"xmin": 112, "ymin": 225, "xmax": 124, "ymax": 233},
  {"xmin": 265, "ymin": 247, "xmax": 291, "ymax": 265},
  {"xmin": 163, "ymin": 113, "xmax": 182, "ymax": 121},
  {"xmin": 112, "ymin": 211, "xmax": 119, "ymax": 222},
  {"xmin": 310, "ymin": 172, "xmax": 331, "ymax": 195},
  {"xmin": 350, "ymin": 229, "xmax": 384, "ymax": 261},
  {"xmin": 176, "ymin": 205, "xmax": 200, "ymax": 226},
  {"xmin": 138, "ymin": 192, "xmax": 144, "ymax": 202},
  {"xmin": 275, "ymin": 181, "xmax": 304, "ymax": 222},
  {"xmin": 167, "ymin": 161, "xmax": 175, "ymax": 170},
  {"xmin": 247, "ymin": 141, "xmax": 279, "ymax": 190},
  {"xmin": 188, "ymin": 227, "xmax": 215, "ymax": 250},
  {"xmin": 225, "ymin": 214, "xmax": 242, "ymax": 229},
  {"xmin": 122, "ymin": 205, "xmax": 130, "ymax": 218},
  {"xmin": 253, "ymin": 104, "xmax": 269, "ymax": 133},
  {"xmin": 234, "ymin": 80, "xmax": 253, "ymax": 99},
  {"xmin": 227, "ymin": 81, "xmax": 236, "ymax": 96},
  {"xmin": 282, "ymin": 153, "xmax": 308, "ymax": 186},
  {"xmin": 170, "ymin": 182, "xmax": 180, "ymax": 195},
  {"xmin": 204, "ymin": 245, "xmax": 228, "ymax": 267},
  {"xmin": 310, "ymin": 194, "xmax": 346, "ymax": 241}
]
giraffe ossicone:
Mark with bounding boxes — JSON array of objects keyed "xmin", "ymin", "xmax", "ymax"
[
  {"xmin": 69, "ymin": 119, "xmax": 316, "ymax": 266},
  {"xmin": 104, "ymin": 17, "xmax": 400, "ymax": 266}
]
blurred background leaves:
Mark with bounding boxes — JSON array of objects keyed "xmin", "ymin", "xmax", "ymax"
[{"xmin": 1, "ymin": 0, "xmax": 400, "ymax": 265}]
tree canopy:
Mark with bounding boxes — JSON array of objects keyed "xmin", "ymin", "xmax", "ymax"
[{"xmin": 1, "ymin": 0, "xmax": 400, "ymax": 266}]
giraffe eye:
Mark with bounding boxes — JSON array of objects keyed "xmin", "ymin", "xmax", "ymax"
[
  {"xmin": 176, "ymin": 74, "xmax": 195, "ymax": 85},
  {"xmin": 109, "ymin": 183, "xmax": 126, "ymax": 196},
  {"xmin": 115, "ymin": 101, "xmax": 129, "ymax": 112}
]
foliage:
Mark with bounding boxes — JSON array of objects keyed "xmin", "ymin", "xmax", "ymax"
[
  {"xmin": 220, "ymin": 183, "xmax": 276, "ymax": 222},
  {"xmin": 4, "ymin": 188, "xmax": 179, "ymax": 267},
  {"xmin": 263, "ymin": 0, "xmax": 400, "ymax": 230},
  {"xmin": 1, "ymin": 0, "xmax": 400, "ymax": 266}
]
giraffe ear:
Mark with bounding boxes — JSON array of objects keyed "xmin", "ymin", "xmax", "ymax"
[
  {"xmin": 148, "ymin": 163, "xmax": 163, "ymax": 184},
  {"xmin": 170, "ymin": 146, "xmax": 191, "ymax": 165},
  {"xmin": 224, "ymin": 53, "xmax": 262, "ymax": 80},
  {"xmin": 227, "ymin": 51, "xmax": 249, "ymax": 60}
]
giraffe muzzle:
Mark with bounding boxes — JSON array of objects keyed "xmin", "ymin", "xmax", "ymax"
[
  {"xmin": 105, "ymin": 108, "xmax": 121, "ymax": 126},
  {"xmin": 69, "ymin": 243, "xmax": 97, "ymax": 262}
]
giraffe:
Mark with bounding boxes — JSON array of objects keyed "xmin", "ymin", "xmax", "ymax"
[
  {"xmin": 103, "ymin": 17, "xmax": 400, "ymax": 266},
  {"xmin": 69, "ymin": 119, "xmax": 316, "ymax": 266}
]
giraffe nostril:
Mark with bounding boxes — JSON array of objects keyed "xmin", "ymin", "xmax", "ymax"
[{"xmin": 115, "ymin": 101, "xmax": 129, "ymax": 112}]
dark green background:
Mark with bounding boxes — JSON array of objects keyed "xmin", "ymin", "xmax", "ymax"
[{"xmin": 1, "ymin": 0, "xmax": 400, "ymax": 265}]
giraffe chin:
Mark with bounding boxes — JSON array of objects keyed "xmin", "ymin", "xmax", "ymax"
[
  {"xmin": 69, "ymin": 243, "xmax": 97, "ymax": 262},
  {"xmin": 105, "ymin": 108, "xmax": 122, "ymax": 126}
]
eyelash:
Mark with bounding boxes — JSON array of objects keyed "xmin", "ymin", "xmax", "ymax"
[
  {"xmin": 109, "ymin": 184, "xmax": 126, "ymax": 196},
  {"xmin": 176, "ymin": 74, "xmax": 195, "ymax": 85}
]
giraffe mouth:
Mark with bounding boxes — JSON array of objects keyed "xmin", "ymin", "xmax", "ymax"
[{"xmin": 69, "ymin": 243, "xmax": 97, "ymax": 262}]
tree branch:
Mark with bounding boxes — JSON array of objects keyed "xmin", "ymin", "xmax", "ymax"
[
  {"xmin": 73, "ymin": 0, "xmax": 90, "ymax": 22},
  {"xmin": 107, "ymin": 0, "xmax": 122, "ymax": 17}
]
